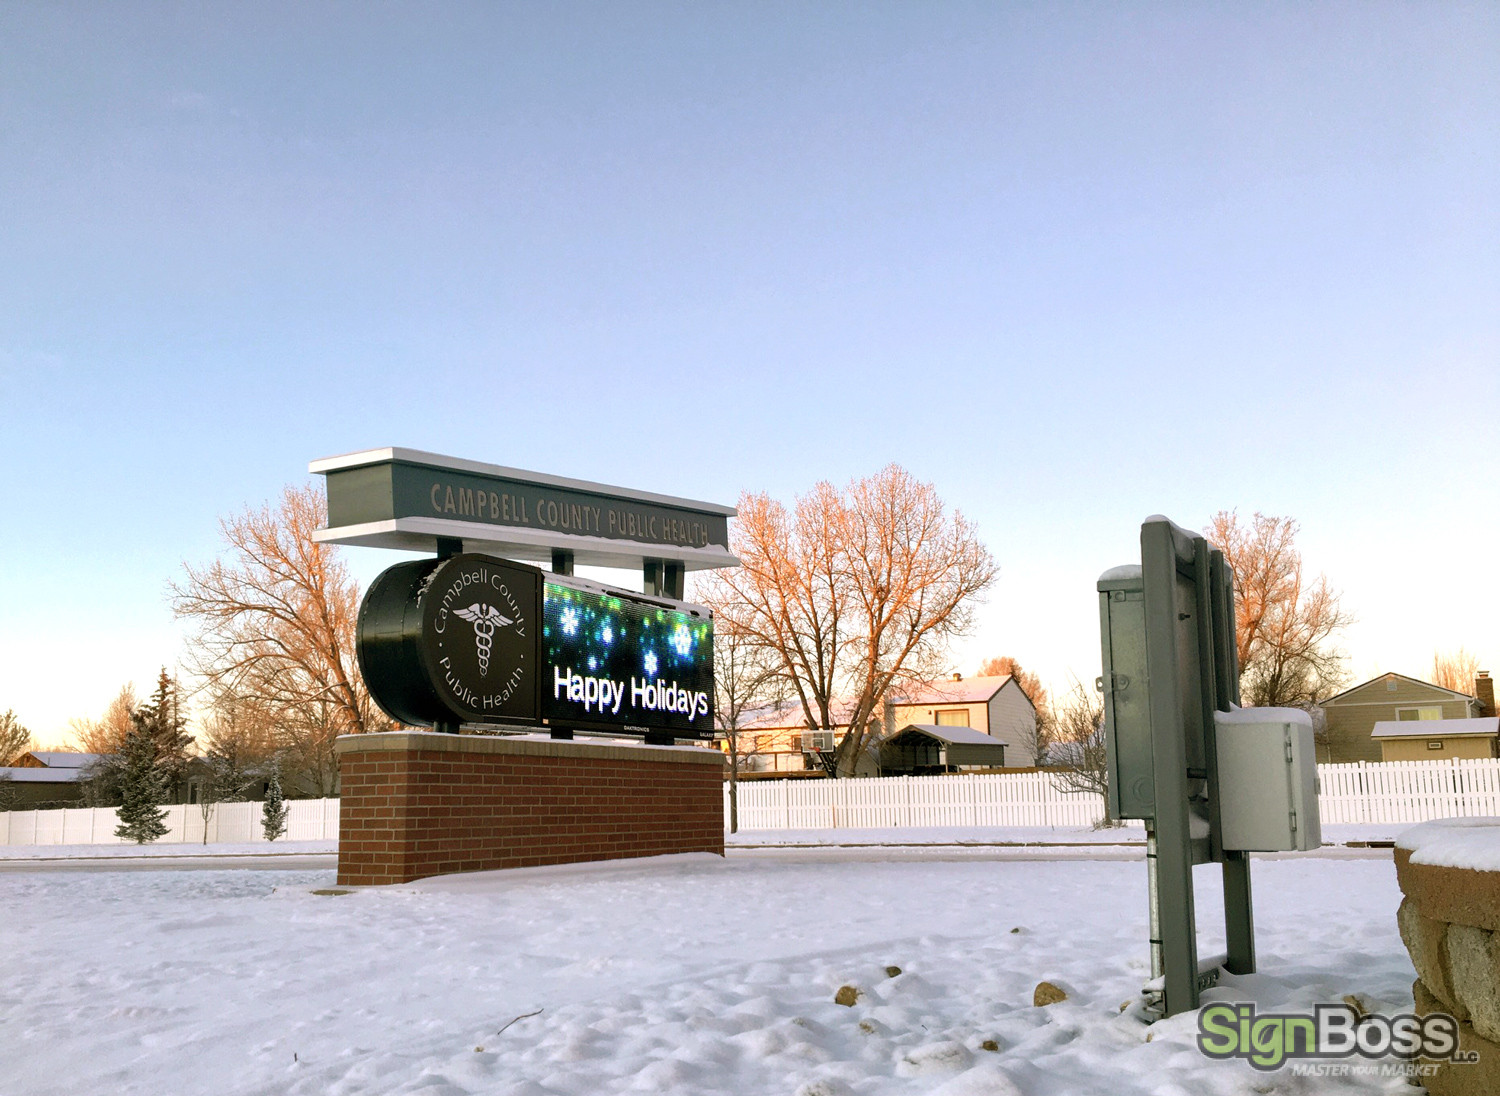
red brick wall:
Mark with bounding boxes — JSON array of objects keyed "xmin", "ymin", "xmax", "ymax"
[{"xmin": 336, "ymin": 733, "xmax": 725, "ymax": 885}]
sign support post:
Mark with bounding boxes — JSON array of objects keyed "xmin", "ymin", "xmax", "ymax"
[
  {"xmin": 1101, "ymin": 516, "xmax": 1263, "ymax": 1018},
  {"xmin": 1140, "ymin": 520, "xmax": 1200, "ymax": 1016}
]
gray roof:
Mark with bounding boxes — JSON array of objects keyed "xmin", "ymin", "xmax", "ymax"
[
  {"xmin": 1371, "ymin": 716, "xmax": 1500, "ymax": 739},
  {"xmin": 22, "ymin": 751, "xmax": 106, "ymax": 769},
  {"xmin": 0, "ymin": 766, "xmax": 85, "ymax": 783},
  {"xmin": 889, "ymin": 723, "xmax": 1005, "ymax": 747}
]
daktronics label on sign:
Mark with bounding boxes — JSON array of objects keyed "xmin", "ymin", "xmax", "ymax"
[{"xmin": 541, "ymin": 580, "xmax": 714, "ymax": 738}]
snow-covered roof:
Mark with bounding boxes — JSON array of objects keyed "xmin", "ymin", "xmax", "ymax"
[
  {"xmin": 893, "ymin": 675, "xmax": 1017, "ymax": 707},
  {"xmin": 888, "ymin": 723, "xmax": 1003, "ymax": 748},
  {"xmin": 734, "ymin": 699, "xmax": 865, "ymax": 733},
  {"xmin": 1371, "ymin": 716, "xmax": 1499, "ymax": 739},
  {"xmin": 21, "ymin": 751, "xmax": 106, "ymax": 769},
  {"xmin": 0, "ymin": 766, "xmax": 85, "ymax": 783}
]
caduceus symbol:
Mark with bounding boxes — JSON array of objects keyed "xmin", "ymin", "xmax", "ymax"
[{"xmin": 453, "ymin": 603, "xmax": 514, "ymax": 677}]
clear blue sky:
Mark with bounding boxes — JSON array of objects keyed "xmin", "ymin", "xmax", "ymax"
[{"xmin": 3, "ymin": 2, "xmax": 1497, "ymax": 743}]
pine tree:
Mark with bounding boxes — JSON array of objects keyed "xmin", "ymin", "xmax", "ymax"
[
  {"xmin": 141, "ymin": 669, "xmax": 194, "ymax": 790},
  {"xmin": 114, "ymin": 715, "xmax": 169, "ymax": 844},
  {"xmin": 261, "ymin": 763, "xmax": 288, "ymax": 842}
]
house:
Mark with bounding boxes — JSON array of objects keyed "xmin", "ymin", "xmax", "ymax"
[
  {"xmin": 726, "ymin": 672, "xmax": 1039, "ymax": 775},
  {"xmin": 0, "ymin": 752, "xmax": 106, "ymax": 809},
  {"xmin": 878, "ymin": 724, "xmax": 1009, "ymax": 775},
  {"xmin": 1318, "ymin": 672, "xmax": 1486, "ymax": 764},
  {"xmin": 1372, "ymin": 716, "xmax": 1500, "ymax": 762},
  {"xmin": 888, "ymin": 674, "xmax": 1040, "ymax": 766},
  {"xmin": 0, "ymin": 751, "xmax": 272, "ymax": 811},
  {"xmin": 728, "ymin": 700, "xmax": 861, "ymax": 776}
]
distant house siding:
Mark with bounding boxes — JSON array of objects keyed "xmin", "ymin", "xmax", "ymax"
[
  {"xmin": 890, "ymin": 699, "xmax": 990, "ymax": 735},
  {"xmin": 1321, "ymin": 676, "xmax": 1477, "ymax": 764},
  {"xmin": 1379, "ymin": 736, "xmax": 1498, "ymax": 762},
  {"xmin": 987, "ymin": 684, "xmax": 1038, "ymax": 767}
]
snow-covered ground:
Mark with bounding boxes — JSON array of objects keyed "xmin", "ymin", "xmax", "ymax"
[
  {"xmin": 0, "ymin": 843, "xmax": 1417, "ymax": 1095},
  {"xmin": 0, "ymin": 839, "xmax": 338, "ymax": 861},
  {"xmin": 724, "ymin": 823, "xmax": 1408, "ymax": 848}
]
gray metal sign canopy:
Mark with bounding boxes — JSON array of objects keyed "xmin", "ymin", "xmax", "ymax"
[{"xmin": 309, "ymin": 447, "xmax": 739, "ymax": 598}]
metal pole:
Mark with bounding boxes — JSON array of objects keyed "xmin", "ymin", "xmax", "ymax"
[
  {"xmin": 1146, "ymin": 824, "xmax": 1164, "ymax": 991},
  {"xmin": 1208, "ymin": 545, "xmax": 1255, "ymax": 974},
  {"xmin": 1141, "ymin": 519, "xmax": 1200, "ymax": 1016}
]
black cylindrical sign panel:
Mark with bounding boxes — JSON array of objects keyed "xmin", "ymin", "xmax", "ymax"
[{"xmin": 357, "ymin": 554, "xmax": 544, "ymax": 728}]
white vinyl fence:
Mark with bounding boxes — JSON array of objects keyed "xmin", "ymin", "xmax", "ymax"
[
  {"xmin": 728, "ymin": 771, "xmax": 1110, "ymax": 830},
  {"xmin": 6, "ymin": 758, "xmax": 1500, "ymax": 846},
  {"xmin": 1317, "ymin": 758, "xmax": 1500, "ymax": 825},
  {"xmin": 726, "ymin": 757, "xmax": 1500, "ymax": 832},
  {"xmin": 0, "ymin": 798, "xmax": 339, "ymax": 847}
]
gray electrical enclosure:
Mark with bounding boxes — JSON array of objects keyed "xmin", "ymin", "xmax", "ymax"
[
  {"xmin": 1097, "ymin": 564, "xmax": 1153, "ymax": 820},
  {"xmin": 1214, "ymin": 709, "xmax": 1323, "ymax": 853}
]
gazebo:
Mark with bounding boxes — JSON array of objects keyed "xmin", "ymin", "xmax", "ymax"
[{"xmin": 878, "ymin": 723, "xmax": 1007, "ymax": 775}]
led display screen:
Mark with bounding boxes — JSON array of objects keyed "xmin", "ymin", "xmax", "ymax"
[{"xmin": 541, "ymin": 579, "xmax": 715, "ymax": 738}]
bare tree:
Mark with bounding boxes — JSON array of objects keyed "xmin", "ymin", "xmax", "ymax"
[
  {"xmin": 721, "ymin": 485, "xmax": 850, "ymax": 753},
  {"xmin": 70, "ymin": 684, "xmax": 137, "ymax": 755},
  {"xmin": 0, "ymin": 710, "xmax": 33, "ymax": 766},
  {"xmin": 172, "ymin": 483, "xmax": 389, "ymax": 793},
  {"xmin": 195, "ymin": 744, "xmax": 260, "ymax": 844},
  {"xmin": 193, "ymin": 691, "xmax": 275, "ymax": 841},
  {"xmin": 1048, "ymin": 679, "xmax": 1113, "ymax": 824},
  {"xmin": 694, "ymin": 571, "xmax": 781, "ymax": 832},
  {"xmin": 199, "ymin": 690, "xmax": 278, "ymax": 770},
  {"xmin": 977, "ymin": 655, "xmax": 1053, "ymax": 763},
  {"xmin": 1432, "ymin": 648, "xmax": 1481, "ymax": 695},
  {"xmin": 718, "ymin": 466, "xmax": 997, "ymax": 776},
  {"xmin": 1207, "ymin": 510, "xmax": 1352, "ymax": 708}
]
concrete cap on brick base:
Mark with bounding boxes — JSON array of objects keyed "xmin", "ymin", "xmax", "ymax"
[{"xmin": 335, "ymin": 730, "xmax": 727, "ymax": 767}]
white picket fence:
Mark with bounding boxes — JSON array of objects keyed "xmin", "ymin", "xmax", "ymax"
[
  {"xmin": 725, "ymin": 757, "xmax": 1500, "ymax": 831},
  {"xmin": 5, "ymin": 758, "xmax": 1500, "ymax": 846},
  {"xmin": 0, "ymin": 798, "xmax": 340, "ymax": 847}
]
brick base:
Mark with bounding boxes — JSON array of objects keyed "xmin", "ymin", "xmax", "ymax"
[{"xmin": 335, "ymin": 732, "xmax": 725, "ymax": 886}]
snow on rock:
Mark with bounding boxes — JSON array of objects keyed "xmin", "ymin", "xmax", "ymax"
[
  {"xmin": 0, "ymin": 850, "xmax": 1416, "ymax": 1095},
  {"xmin": 1397, "ymin": 816, "xmax": 1500, "ymax": 872}
]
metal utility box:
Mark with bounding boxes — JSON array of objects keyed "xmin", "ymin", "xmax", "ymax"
[
  {"xmin": 1098, "ymin": 564, "xmax": 1154, "ymax": 820},
  {"xmin": 1213, "ymin": 708, "xmax": 1322, "ymax": 852}
]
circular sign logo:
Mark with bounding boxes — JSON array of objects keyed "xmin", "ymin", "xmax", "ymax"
[{"xmin": 421, "ymin": 556, "xmax": 539, "ymax": 722}]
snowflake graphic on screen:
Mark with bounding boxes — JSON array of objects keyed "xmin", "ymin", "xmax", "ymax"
[
  {"xmin": 670, "ymin": 624, "xmax": 692, "ymax": 657},
  {"xmin": 643, "ymin": 651, "xmax": 658, "ymax": 676},
  {"xmin": 602, "ymin": 624, "xmax": 613, "ymax": 645},
  {"xmin": 560, "ymin": 606, "xmax": 579, "ymax": 636}
]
